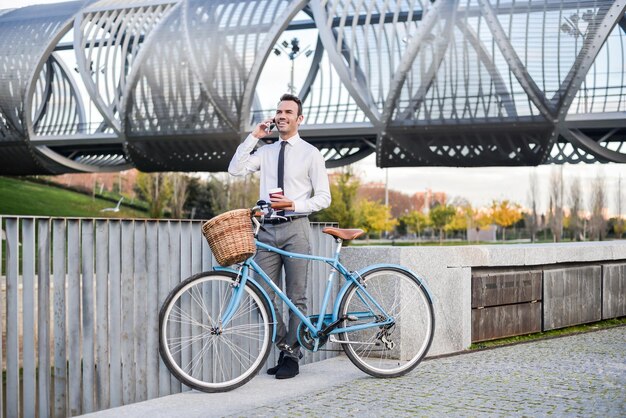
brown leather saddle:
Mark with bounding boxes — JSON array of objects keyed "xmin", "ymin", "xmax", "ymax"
[{"xmin": 321, "ymin": 227, "xmax": 365, "ymax": 241}]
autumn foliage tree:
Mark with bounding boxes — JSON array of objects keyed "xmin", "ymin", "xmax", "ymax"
[
  {"xmin": 314, "ymin": 168, "xmax": 360, "ymax": 228},
  {"xmin": 458, "ymin": 203, "xmax": 491, "ymax": 242},
  {"xmin": 357, "ymin": 200, "xmax": 397, "ymax": 239},
  {"xmin": 399, "ymin": 210, "xmax": 431, "ymax": 240},
  {"xmin": 489, "ymin": 199, "xmax": 523, "ymax": 241},
  {"xmin": 445, "ymin": 207, "xmax": 468, "ymax": 239},
  {"xmin": 429, "ymin": 203, "xmax": 456, "ymax": 243}
]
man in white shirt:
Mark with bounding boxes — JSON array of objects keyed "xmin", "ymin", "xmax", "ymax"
[{"xmin": 228, "ymin": 94, "xmax": 331, "ymax": 379}]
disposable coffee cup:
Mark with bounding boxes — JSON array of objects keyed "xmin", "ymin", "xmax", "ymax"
[{"xmin": 268, "ymin": 187, "xmax": 283, "ymax": 200}]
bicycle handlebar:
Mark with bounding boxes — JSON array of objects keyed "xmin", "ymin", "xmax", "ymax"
[{"xmin": 251, "ymin": 200, "xmax": 290, "ymax": 215}]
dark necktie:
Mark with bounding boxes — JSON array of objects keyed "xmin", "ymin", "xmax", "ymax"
[
  {"xmin": 277, "ymin": 141, "xmax": 286, "ymax": 191},
  {"xmin": 277, "ymin": 141, "xmax": 287, "ymax": 215}
]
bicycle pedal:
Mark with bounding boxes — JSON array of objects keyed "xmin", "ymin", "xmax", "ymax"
[{"xmin": 277, "ymin": 343, "xmax": 294, "ymax": 354}]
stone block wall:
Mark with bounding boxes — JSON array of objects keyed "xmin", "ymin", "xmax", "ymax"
[{"xmin": 341, "ymin": 241, "xmax": 626, "ymax": 356}]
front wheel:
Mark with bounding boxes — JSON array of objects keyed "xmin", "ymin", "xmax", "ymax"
[
  {"xmin": 338, "ymin": 267, "xmax": 435, "ymax": 378},
  {"xmin": 159, "ymin": 271, "xmax": 273, "ymax": 392}
]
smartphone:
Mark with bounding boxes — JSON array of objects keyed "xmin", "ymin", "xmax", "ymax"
[{"xmin": 268, "ymin": 118, "xmax": 276, "ymax": 132}]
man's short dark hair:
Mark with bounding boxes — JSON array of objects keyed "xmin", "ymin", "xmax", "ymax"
[{"xmin": 279, "ymin": 93, "xmax": 302, "ymax": 116}]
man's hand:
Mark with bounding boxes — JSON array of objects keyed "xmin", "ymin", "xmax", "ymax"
[
  {"xmin": 270, "ymin": 194, "xmax": 295, "ymax": 211},
  {"xmin": 251, "ymin": 118, "xmax": 275, "ymax": 139}
]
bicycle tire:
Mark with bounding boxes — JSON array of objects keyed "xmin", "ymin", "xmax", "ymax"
[
  {"xmin": 338, "ymin": 267, "xmax": 435, "ymax": 378},
  {"xmin": 159, "ymin": 271, "xmax": 273, "ymax": 392}
]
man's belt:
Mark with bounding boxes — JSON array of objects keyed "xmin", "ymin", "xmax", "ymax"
[{"xmin": 263, "ymin": 215, "xmax": 308, "ymax": 225}]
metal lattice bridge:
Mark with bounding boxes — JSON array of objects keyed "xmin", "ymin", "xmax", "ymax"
[{"xmin": 0, "ymin": 0, "xmax": 625, "ymax": 175}]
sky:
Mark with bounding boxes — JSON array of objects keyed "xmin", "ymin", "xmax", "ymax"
[{"xmin": 3, "ymin": 0, "xmax": 625, "ymax": 216}]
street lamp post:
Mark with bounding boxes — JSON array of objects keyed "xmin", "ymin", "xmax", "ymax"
[{"xmin": 273, "ymin": 37, "xmax": 313, "ymax": 94}]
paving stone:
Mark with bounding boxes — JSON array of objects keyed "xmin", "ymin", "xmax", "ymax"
[
  {"xmin": 232, "ymin": 327, "xmax": 626, "ymax": 417},
  {"xmin": 86, "ymin": 327, "xmax": 626, "ymax": 417}
]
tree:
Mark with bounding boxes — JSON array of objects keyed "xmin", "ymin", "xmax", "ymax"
[
  {"xmin": 589, "ymin": 173, "xmax": 607, "ymax": 241},
  {"xmin": 184, "ymin": 177, "xmax": 213, "ymax": 219},
  {"xmin": 358, "ymin": 183, "xmax": 414, "ymax": 218},
  {"xmin": 456, "ymin": 202, "xmax": 490, "ymax": 243},
  {"xmin": 445, "ymin": 208, "xmax": 468, "ymax": 239},
  {"xmin": 611, "ymin": 217, "xmax": 625, "ymax": 239},
  {"xmin": 527, "ymin": 169, "xmax": 540, "ymax": 242},
  {"xmin": 429, "ymin": 203, "xmax": 456, "ymax": 243},
  {"xmin": 548, "ymin": 167, "xmax": 564, "ymax": 242},
  {"xmin": 400, "ymin": 210, "xmax": 431, "ymax": 240},
  {"xmin": 224, "ymin": 173, "xmax": 260, "ymax": 211},
  {"xmin": 314, "ymin": 168, "xmax": 360, "ymax": 228},
  {"xmin": 135, "ymin": 172, "xmax": 172, "ymax": 218},
  {"xmin": 356, "ymin": 200, "xmax": 397, "ymax": 239},
  {"xmin": 489, "ymin": 199, "xmax": 523, "ymax": 241},
  {"xmin": 568, "ymin": 176, "xmax": 584, "ymax": 241},
  {"xmin": 169, "ymin": 173, "xmax": 189, "ymax": 219},
  {"xmin": 615, "ymin": 174, "xmax": 624, "ymax": 239},
  {"xmin": 204, "ymin": 173, "xmax": 260, "ymax": 215}
]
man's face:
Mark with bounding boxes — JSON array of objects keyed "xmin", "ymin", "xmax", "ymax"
[{"xmin": 274, "ymin": 100, "xmax": 303, "ymax": 137}]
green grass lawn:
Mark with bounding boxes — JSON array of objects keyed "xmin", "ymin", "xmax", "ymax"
[{"xmin": 0, "ymin": 176, "xmax": 147, "ymax": 218}]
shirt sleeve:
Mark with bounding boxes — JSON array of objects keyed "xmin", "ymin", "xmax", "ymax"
[
  {"xmin": 228, "ymin": 134, "xmax": 261, "ymax": 176},
  {"xmin": 293, "ymin": 149, "xmax": 331, "ymax": 213}
]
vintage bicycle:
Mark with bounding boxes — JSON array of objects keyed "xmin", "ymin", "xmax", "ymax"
[{"xmin": 158, "ymin": 201, "xmax": 435, "ymax": 392}]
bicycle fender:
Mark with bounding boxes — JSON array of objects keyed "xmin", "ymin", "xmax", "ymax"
[
  {"xmin": 336, "ymin": 263, "xmax": 435, "ymax": 305},
  {"xmin": 213, "ymin": 266, "xmax": 277, "ymax": 342}
]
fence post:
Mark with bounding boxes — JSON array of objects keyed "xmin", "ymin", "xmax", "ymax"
[
  {"xmin": 67, "ymin": 220, "xmax": 82, "ymax": 415},
  {"xmin": 134, "ymin": 221, "xmax": 148, "ymax": 402},
  {"xmin": 95, "ymin": 219, "xmax": 110, "ymax": 409},
  {"xmin": 6, "ymin": 219, "xmax": 19, "ymax": 417},
  {"xmin": 38, "ymin": 219, "xmax": 52, "ymax": 417},
  {"xmin": 121, "ymin": 220, "xmax": 136, "ymax": 404},
  {"xmin": 22, "ymin": 218, "xmax": 36, "ymax": 418},
  {"xmin": 52, "ymin": 218, "xmax": 67, "ymax": 417},
  {"xmin": 146, "ymin": 221, "xmax": 160, "ymax": 399},
  {"xmin": 82, "ymin": 219, "xmax": 96, "ymax": 413},
  {"xmin": 109, "ymin": 221, "xmax": 123, "ymax": 407}
]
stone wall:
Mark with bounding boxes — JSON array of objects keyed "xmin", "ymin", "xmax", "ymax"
[{"xmin": 340, "ymin": 241, "xmax": 626, "ymax": 356}]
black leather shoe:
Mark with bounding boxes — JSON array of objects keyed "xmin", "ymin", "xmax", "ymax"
[
  {"xmin": 275, "ymin": 356, "xmax": 299, "ymax": 379},
  {"xmin": 267, "ymin": 351, "xmax": 284, "ymax": 375}
]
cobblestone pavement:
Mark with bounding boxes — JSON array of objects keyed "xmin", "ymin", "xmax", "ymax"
[{"xmin": 230, "ymin": 327, "xmax": 626, "ymax": 417}]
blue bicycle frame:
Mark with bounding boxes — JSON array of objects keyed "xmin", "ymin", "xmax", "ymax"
[{"xmin": 213, "ymin": 236, "xmax": 395, "ymax": 349}]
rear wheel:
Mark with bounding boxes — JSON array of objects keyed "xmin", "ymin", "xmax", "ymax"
[
  {"xmin": 338, "ymin": 267, "xmax": 434, "ymax": 378},
  {"xmin": 159, "ymin": 271, "xmax": 272, "ymax": 392}
]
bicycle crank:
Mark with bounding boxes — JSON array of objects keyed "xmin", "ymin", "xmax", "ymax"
[{"xmin": 297, "ymin": 324, "xmax": 328, "ymax": 351}]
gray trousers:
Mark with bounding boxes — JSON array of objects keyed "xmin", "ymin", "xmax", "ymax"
[{"xmin": 254, "ymin": 217, "xmax": 311, "ymax": 360}]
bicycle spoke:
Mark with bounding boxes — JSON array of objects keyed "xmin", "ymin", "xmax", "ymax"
[
  {"xmin": 339, "ymin": 268, "xmax": 434, "ymax": 377},
  {"xmin": 168, "ymin": 304, "xmax": 214, "ymax": 330},
  {"xmin": 187, "ymin": 336, "xmax": 216, "ymax": 378},
  {"xmin": 160, "ymin": 273, "xmax": 271, "ymax": 391},
  {"xmin": 220, "ymin": 335, "xmax": 255, "ymax": 370},
  {"xmin": 189, "ymin": 284, "xmax": 214, "ymax": 324},
  {"xmin": 167, "ymin": 332, "xmax": 211, "ymax": 356}
]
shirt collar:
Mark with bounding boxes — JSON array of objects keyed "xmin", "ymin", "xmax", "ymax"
[{"xmin": 279, "ymin": 133, "xmax": 302, "ymax": 147}]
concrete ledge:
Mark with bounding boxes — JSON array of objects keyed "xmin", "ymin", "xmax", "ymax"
[
  {"xmin": 341, "ymin": 240, "xmax": 626, "ymax": 357},
  {"xmin": 83, "ymin": 356, "xmax": 364, "ymax": 418}
]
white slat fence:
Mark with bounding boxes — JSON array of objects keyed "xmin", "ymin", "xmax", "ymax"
[{"xmin": 0, "ymin": 216, "xmax": 338, "ymax": 417}]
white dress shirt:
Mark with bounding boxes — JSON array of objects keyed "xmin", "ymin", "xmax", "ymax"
[{"xmin": 228, "ymin": 133, "xmax": 331, "ymax": 215}]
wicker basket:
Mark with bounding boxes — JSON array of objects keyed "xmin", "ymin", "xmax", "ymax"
[{"xmin": 201, "ymin": 209, "xmax": 256, "ymax": 266}]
